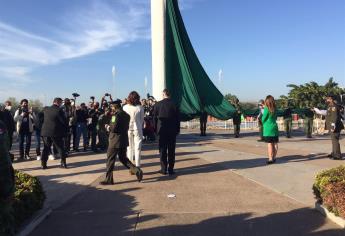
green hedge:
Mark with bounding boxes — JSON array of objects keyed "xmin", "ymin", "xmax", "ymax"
[
  {"xmin": 0, "ymin": 170, "xmax": 45, "ymax": 236},
  {"xmin": 313, "ymin": 165, "xmax": 345, "ymax": 218}
]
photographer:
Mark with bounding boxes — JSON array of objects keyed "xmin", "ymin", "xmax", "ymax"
[
  {"xmin": 62, "ymin": 98, "xmax": 74, "ymax": 153},
  {"xmin": 97, "ymin": 107, "xmax": 111, "ymax": 151},
  {"xmin": 88, "ymin": 98, "xmax": 101, "ymax": 152},
  {"xmin": 14, "ymin": 99, "xmax": 35, "ymax": 160},
  {"xmin": 101, "ymin": 93, "xmax": 113, "ymax": 111},
  {"xmin": 74, "ymin": 103, "xmax": 89, "ymax": 152}
]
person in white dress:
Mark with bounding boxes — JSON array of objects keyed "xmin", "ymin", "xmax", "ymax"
[{"xmin": 123, "ymin": 91, "xmax": 145, "ymax": 167}]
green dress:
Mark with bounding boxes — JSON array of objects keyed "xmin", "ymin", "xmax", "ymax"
[{"xmin": 262, "ymin": 107, "xmax": 279, "ymax": 137}]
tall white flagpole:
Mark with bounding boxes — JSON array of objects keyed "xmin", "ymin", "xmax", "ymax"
[
  {"xmin": 218, "ymin": 69, "xmax": 223, "ymax": 94},
  {"xmin": 112, "ymin": 66, "xmax": 116, "ymax": 98},
  {"xmin": 151, "ymin": 0, "xmax": 166, "ymax": 101}
]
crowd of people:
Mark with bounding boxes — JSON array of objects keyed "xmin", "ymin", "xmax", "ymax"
[
  {"xmin": 0, "ymin": 89, "xmax": 180, "ymax": 184},
  {"xmin": 0, "ymin": 90, "xmax": 344, "ymax": 186}
]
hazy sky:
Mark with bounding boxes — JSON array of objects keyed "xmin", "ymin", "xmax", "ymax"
[{"xmin": 0, "ymin": 0, "xmax": 344, "ymax": 104}]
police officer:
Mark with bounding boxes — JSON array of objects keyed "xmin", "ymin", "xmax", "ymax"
[
  {"xmin": 325, "ymin": 94, "xmax": 344, "ymax": 160},
  {"xmin": 283, "ymin": 105, "xmax": 292, "ymax": 138},
  {"xmin": 232, "ymin": 98, "xmax": 242, "ymax": 138},
  {"xmin": 100, "ymin": 100, "xmax": 143, "ymax": 185}
]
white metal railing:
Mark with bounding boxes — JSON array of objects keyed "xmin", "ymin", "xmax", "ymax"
[{"xmin": 181, "ymin": 118, "xmax": 328, "ymax": 134}]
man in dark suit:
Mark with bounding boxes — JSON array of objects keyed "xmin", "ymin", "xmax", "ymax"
[
  {"xmin": 100, "ymin": 100, "xmax": 143, "ymax": 185},
  {"xmin": 153, "ymin": 89, "xmax": 180, "ymax": 175},
  {"xmin": 41, "ymin": 98, "xmax": 68, "ymax": 169}
]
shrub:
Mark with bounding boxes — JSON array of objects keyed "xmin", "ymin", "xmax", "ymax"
[
  {"xmin": 13, "ymin": 170, "xmax": 46, "ymax": 228},
  {"xmin": 313, "ymin": 165, "xmax": 345, "ymax": 217},
  {"xmin": 322, "ymin": 182, "xmax": 345, "ymax": 218},
  {"xmin": 0, "ymin": 170, "xmax": 45, "ymax": 235}
]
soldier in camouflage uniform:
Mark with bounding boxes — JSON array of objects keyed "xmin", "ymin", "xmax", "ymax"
[
  {"xmin": 303, "ymin": 107, "xmax": 314, "ymax": 138},
  {"xmin": 283, "ymin": 106, "xmax": 293, "ymax": 138},
  {"xmin": 325, "ymin": 95, "xmax": 344, "ymax": 160}
]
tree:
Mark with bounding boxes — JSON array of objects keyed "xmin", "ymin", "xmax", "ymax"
[
  {"xmin": 224, "ymin": 93, "xmax": 238, "ymax": 104},
  {"xmin": 281, "ymin": 77, "xmax": 345, "ymax": 109}
]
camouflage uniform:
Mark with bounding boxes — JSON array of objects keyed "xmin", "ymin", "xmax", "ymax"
[
  {"xmin": 325, "ymin": 103, "xmax": 344, "ymax": 159},
  {"xmin": 233, "ymin": 104, "xmax": 242, "ymax": 138}
]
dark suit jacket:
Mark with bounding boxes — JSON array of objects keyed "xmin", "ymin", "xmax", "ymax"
[
  {"xmin": 153, "ymin": 98, "xmax": 180, "ymax": 136},
  {"xmin": 108, "ymin": 110, "xmax": 130, "ymax": 149},
  {"xmin": 0, "ymin": 110, "xmax": 15, "ymax": 134},
  {"xmin": 41, "ymin": 105, "xmax": 68, "ymax": 137}
]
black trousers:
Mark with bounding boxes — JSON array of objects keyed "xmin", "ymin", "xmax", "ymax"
[
  {"xmin": 331, "ymin": 132, "xmax": 341, "ymax": 159},
  {"xmin": 234, "ymin": 124, "xmax": 240, "ymax": 137},
  {"xmin": 200, "ymin": 120, "xmax": 207, "ymax": 135},
  {"xmin": 159, "ymin": 134, "xmax": 176, "ymax": 173},
  {"xmin": 42, "ymin": 136, "xmax": 66, "ymax": 165},
  {"xmin": 19, "ymin": 132, "xmax": 32, "ymax": 158},
  {"xmin": 90, "ymin": 126, "xmax": 97, "ymax": 150},
  {"xmin": 105, "ymin": 146, "xmax": 136, "ymax": 183},
  {"xmin": 71, "ymin": 125, "xmax": 77, "ymax": 150}
]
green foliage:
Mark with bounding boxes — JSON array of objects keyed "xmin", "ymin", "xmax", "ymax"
[
  {"xmin": 0, "ymin": 170, "xmax": 45, "ymax": 235},
  {"xmin": 224, "ymin": 93, "xmax": 238, "ymax": 104},
  {"xmin": 313, "ymin": 165, "xmax": 345, "ymax": 217},
  {"xmin": 281, "ymin": 78, "xmax": 345, "ymax": 109},
  {"xmin": 28, "ymin": 99, "xmax": 44, "ymax": 112}
]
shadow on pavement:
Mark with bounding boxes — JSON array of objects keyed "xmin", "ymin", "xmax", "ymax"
[
  {"xmin": 136, "ymin": 208, "xmax": 344, "ymax": 236},
  {"xmin": 30, "ymin": 181, "xmax": 158, "ymax": 236}
]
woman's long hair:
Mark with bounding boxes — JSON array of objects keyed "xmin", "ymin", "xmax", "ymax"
[
  {"xmin": 127, "ymin": 91, "xmax": 141, "ymax": 106},
  {"xmin": 265, "ymin": 95, "xmax": 276, "ymax": 114}
]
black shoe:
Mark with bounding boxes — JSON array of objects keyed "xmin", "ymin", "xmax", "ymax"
[
  {"xmin": 327, "ymin": 153, "xmax": 333, "ymax": 158},
  {"xmin": 168, "ymin": 170, "xmax": 175, "ymax": 175},
  {"xmin": 266, "ymin": 160, "xmax": 274, "ymax": 165},
  {"xmin": 60, "ymin": 163, "xmax": 68, "ymax": 169},
  {"xmin": 136, "ymin": 168, "xmax": 143, "ymax": 182},
  {"xmin": 99, "ymin": 181, "xmax": 114, "ymax": 185},
  {"xmin": 74, "ymin": 148, "xmax": 80, "ymax": 152},
  {"xmin": 41, "ymin": 163, "xmax": 47, "ymax": 169},
  {"xmin": 159, "ymin": 170, "xmax": 167, "ymax": 175}
]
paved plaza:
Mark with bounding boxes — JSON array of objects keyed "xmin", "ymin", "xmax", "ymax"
[{"xmin": 13, "ymin": 130, "xmax": 345, "ymax": 235}]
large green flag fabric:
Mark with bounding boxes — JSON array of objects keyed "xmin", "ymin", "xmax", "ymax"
[{"xmin": 165, "ymin": 0, "xmax": 235, "ymax": 121}]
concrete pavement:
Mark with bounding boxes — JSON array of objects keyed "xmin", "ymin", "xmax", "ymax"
[{"xmin": 12, "ymin": 130, "xmax": 345, "ymax": 235}]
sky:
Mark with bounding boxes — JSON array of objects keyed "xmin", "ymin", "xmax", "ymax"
[{"xmin": 0, "ymin": 0, "xmax": 344, "ymax": 104}]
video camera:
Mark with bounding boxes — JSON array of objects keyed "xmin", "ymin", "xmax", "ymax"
[
  {"xmin": 105, "ymin": 93, "xmax": 110, "ymax": 97},
  {"xmin": 72, "ymin": 93, "xmax": 80, "ymax": 98}
]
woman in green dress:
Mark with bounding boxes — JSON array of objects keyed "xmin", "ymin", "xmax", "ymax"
[{"xmin": 262, "ymin": 95, "xmax": 279, "ymax": 164}]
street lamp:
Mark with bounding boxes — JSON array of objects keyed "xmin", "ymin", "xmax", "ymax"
[{"xmin": 144, "ymin": 76, "xmax": 148, "ymax": 97}]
